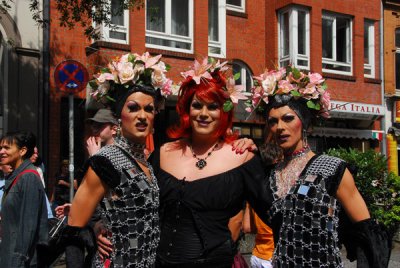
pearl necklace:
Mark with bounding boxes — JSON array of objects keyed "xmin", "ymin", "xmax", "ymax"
[{"xmin": 189, "ymin": 142, "xmax": 219, "ymax": 170}]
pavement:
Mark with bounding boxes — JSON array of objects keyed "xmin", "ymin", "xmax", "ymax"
[
  {"xmin": 53, "ymin": 240, "xmax": 400, "ymax": 267},
  {"xmin": 241, "ymin": 240, "xmax": 400, "ymax": 267}
]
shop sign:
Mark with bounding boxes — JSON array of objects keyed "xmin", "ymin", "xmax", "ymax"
[{"xmin": 329, "ymin": 101, "xmax": 384, "ymax": 120}]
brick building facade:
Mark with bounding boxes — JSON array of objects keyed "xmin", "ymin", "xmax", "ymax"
[{"xmin": 47, "ymin": 0, "xmax": 384, "ymax": 191}]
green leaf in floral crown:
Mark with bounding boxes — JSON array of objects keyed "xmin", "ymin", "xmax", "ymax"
[
  {"xmin": 314, "ymin": 103, "xmax": 321, "ymax": 110},
  {"xmin": 223, "ymin": 100, "xmax": 234, "ymax": 112},
  {"xmin": 89, "ymin": 80, "xmax": 98, "ymax": 89},
  {"xmin": 100, "ymin": 68, "xmax": 111, "ymax": 73},
  {"xmin": 307, "ymin": 100, "xmax": 316, "ymax": 109},
  {"xmin": 128, "ymin": 54, "xmax": 136, "ymax": 63},
  {"xmin": 290, "ymin": 90, "xmax": 301, "ymax": 97},
  {"xmin": 292, "ymin": 67, "xmax": 301, "ymax": 80},
  {"xmin": 233, "ymin": 72, "xmax": 241, "ymax": 81},
  {"xmin": 208, "ymin": 57, "xmax": 216, "ymax": 64},
  {"xmin": 165, "ymin": 63, "xmax": 171, "ymax": 71},
  {"xmin": 321, "ymin": 82, "xmax": 327, "ymax": 90}
]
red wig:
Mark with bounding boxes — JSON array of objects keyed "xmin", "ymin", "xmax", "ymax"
[{"xmin": 167, "ymin": 71, "xmax": 237, "ymax": 142}]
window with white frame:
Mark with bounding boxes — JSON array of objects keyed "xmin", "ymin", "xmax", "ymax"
[
  {"xmin": 208, "ymin": 0, "xmax": 226, "ymax": 57},
  {"xmin": 145, "ymin": 0, "xmax": 193, "ymax": 53},
  {"xmin": 94, "ymin": 0, "xmax": 130, "ymax": 44},
  {"xmin": 364, "ymin": 20, "xmax": 375, "ymax": 78},
  {"xmin": 396, "ymin": 28, "xmax": 400, "ymax": 90},
  {"xmin": 278, "ymin": 7, "xmax": 310, "ymax": 69},
  {"xmin": 322, "ymin": 13, "xmax": 352, "ymax": 75},
  {"xmin": 232, "ymin": 60, "xmax": 253, "ymax": 93},
  {"xmin": 226, "ymin": 0, "xmax": 245, "ymax": 13}
]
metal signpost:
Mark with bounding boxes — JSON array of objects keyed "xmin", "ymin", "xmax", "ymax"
[{"xmin": 54, "ymin": 60, "xmax": 89, "ymax": 202}]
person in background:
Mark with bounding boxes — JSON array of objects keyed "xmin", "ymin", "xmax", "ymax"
[
  {"xmin": 86, "ymin": 108, "xmax": 118, "ymax": 156},
  {"xmin": 0, "ymin": 164, "xmax": 13, "ymax": 212},
  {"xmin": 50, "ymin": 159, "xmax": 78, "ymax": 213},
  {"xmin": 250, "ymin": 66, "xmax": 391, "ymax": 267},
  {"xmin": 0, "ymin": 131, "xmax": 48, "ymax": 267}
]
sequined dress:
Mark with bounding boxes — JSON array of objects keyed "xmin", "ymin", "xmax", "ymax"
[
  {"xmin": 87, "ymin": 137, "xmax": 160, "ymax": 268},
  {"xmin": 268, "ymin": 154, "xmax": 347, "ymax": 268}
]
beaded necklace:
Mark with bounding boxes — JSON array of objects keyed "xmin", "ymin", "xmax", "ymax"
[
  {"xmin": 189, "ymin": 142, "xmax": 219, "ymax": 170},
  {"xmin": 115, "ymin": 136, "xmax": 147, "ymax": 166},
  {"xmin": 275, "ymin": 145, "xmax": 311, "ymax": 198}
]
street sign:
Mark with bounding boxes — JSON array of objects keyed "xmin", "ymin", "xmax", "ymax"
[{"xmin": 54, "ymin": 60, "xmax": 89, "ymax": 93}]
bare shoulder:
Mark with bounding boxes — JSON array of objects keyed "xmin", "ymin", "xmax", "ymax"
[
  {"xmin": 221, "ymin": 143, "xmax": 255, "ymax": 164},
  {"xmin": 161, "ymin": 140, "xmax": 185, "ymax": 154}
]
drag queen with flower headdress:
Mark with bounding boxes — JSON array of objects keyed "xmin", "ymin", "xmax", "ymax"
[
  {"xmin": 42, "ymin": 52, "xmax": 172, "ymax": 268},
  {"xmin": 250, "ymin": 66, "xmax": 391, "ymax": 268},
  {"xmin": 150, "ymin": 58, "xmax": 273, "ymax": 267}
]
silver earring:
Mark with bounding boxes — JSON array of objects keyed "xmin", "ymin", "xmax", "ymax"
[
  {"xmin": 117, "ymin": 119, "xmax": 122, "ymax": 137},
  {"xmin": 302, "ymin": 129, "xmax": 308, "ymax": 147}
]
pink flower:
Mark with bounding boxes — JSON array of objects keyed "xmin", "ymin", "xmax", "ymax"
[
  {"xmin": 161, "ymin": 79, "xmax": 173, "ymax": 97},
  {"xmin": 151, "ymin": 68, "xmax": 166, "ymax": 88},
  {"xmin": 287, "ymin": 71, "xmax": 306, "ymax": 84},
  {"xmin": 210, "ymin": 60, "xmax": 228, "ymax": 72},
  {"xmin": 135, "ymin": 52, "xmax": 162, "ymax": 69},
  {"xmin": 116, "ymin": 61, "xmax": 135, "ymax": 84},
  {"xmin": 320, "ymin": 90, "xmax": 331, "ymax": 116},
  {"xmin": 226, "ymin": 77, "xmax": 248, "ymax": 103},
  {"xmin": 299, "ymin": 84, "xmax": 318, "ymax": 99},
  {"xmin": 277, "ymin": 79, "xmax": 296, "ymax": 94},
  {"xmin": 308, "ymin": 72, "xmax": 325, "ymax": 85},
  {"xmin": 181, "ymin": 58, "xmax": 213, "ymax": 84},
  {"xmin": 96, "ymin": 72, "xmax": 115, "ymax": 83}
]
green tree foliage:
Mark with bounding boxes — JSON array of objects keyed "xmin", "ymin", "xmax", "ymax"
[
  {"xmin": 0, "ymin": 0, "xmax": 144, "ymax": 39},
  {"xmin": 326, "ymin": 147, "xmax": 400, "ymax": 237}
]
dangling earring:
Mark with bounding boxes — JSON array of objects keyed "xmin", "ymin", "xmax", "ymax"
[
  {"xmin": 117, "ymin": 119, "xmax": 122, "ymax": 137},
  {"xmin": 302, "ymin": 129, "xmax": 308, "ymax": 147}
]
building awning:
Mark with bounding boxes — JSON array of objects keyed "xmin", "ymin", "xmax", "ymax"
[
  {"xmin": 311, "ymin": 127, "xmax": 384, "ymax": 140},
  {"xmin": 329, "ymin": 101, "xmax": 384, "ymax": 120}
]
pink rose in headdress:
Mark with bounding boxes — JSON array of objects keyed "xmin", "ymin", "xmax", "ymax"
[
  {"xmin": 320, "ymin": 90, "xmax": 331, "ymax": 118},
  {"xmin": 299, "ymin": 83, "xmax": 319, "ymax": 99},
  {"xmin": 308, "ymin": 72, "xmax": 325, "ymax": 85},
  {"xmin": 161, "ymin": 79, "xmax": 173, "ymax": 97},
  {"xmin": 117, "ymin": 61, "xmax": 135, "ymax": 84},
  {"xmin": 250, "ymin": 86, "xmax": 266, "ymax": 107},
  {"xmin": 276, "ymin": 79, "xmax": 296, "ymax": 94},
  {"xmin": 152, "ymin": 68, "xmax": 166, "ymax": 88},
  {"xmin": 96, "ymin": 72, "xmax": 115, "ymax": 83},
  {"xmin": 287, "ymin": 70, "xmax": 306, "ymax": 84},
  {"xmin": 181, "ymin": 58, "xmax": 213, "ymax": 84}
]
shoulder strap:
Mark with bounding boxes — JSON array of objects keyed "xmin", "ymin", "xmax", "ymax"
[{"xmin": 10, "ymin": 169, "xmax": 40, "ymax": 188}]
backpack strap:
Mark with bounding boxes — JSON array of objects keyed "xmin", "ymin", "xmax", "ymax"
[{"xmin": 2, "ymin": 169, "xmax": 40, "ymax": 204}]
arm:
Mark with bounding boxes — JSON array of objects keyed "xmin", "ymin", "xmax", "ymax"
[
  {"xmin": 228, "ymin": 210, "xmax": 244, "ymax": 242},
  {"xmin": 242, "ymin": 203, "xmax": 256, "ymax": 234},
  {"xmin": 68, "ymin": 167, "xmax": 107, "ymax": 227},
  {"xmin": 336, "ymin": 168, "xmax": 370, "ymax": 222}
]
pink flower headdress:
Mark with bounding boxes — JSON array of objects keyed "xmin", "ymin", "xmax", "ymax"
[
  {"xmin": 249, "ymin": 65, "xmax": 330, "ymax": 118},
  {"xmin": 180, "ymin": 57, "xmax": 247, "ymax": 112},
  {"xmin": 89, "ymin": 52, "xmax": 172, "ymax": 104}
]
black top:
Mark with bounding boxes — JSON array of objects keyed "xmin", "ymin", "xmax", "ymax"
[
  {"xmin": 151, "ymin": 149, "xmax": 272, "ymax": 265},
  {"xmin": 54, "ymin": 173, "xmax": 70, "ymax": 205}
]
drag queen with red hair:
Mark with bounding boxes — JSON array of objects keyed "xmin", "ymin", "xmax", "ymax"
[{"xmin": 152, "ymin": 59, "xmax": 272, "ymax": 267}]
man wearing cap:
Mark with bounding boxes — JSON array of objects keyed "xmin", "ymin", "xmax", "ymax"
[{"xmin": 86, "ymin": 108, "xmax": 118, "ymax": 156}]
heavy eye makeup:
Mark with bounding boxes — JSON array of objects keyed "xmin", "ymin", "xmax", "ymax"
[
  {"xmin": 191, "ymin": 101, "xmax": 219, "ymax": 111},
  {"xmin": 127, "ymin": 102, "xmax": 155, "ymax": 113}
]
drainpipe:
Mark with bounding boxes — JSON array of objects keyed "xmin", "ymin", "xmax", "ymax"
[
  {"xmin": 380, "ymin": 0, "xmax": 387, "ymax": 157},
  {"xmin": 42, "ymin": 0, "xmax": 50, "ymax": 192}
]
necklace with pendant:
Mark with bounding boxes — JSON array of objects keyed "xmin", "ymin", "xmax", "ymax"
[{"xmin": 189, "ymin": 142, "xmax": 219, "ymax": 170}]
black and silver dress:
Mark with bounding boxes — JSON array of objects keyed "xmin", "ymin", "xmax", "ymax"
[
  {"xmin": 268, "ymin": 154, "xmax": 347, "ymax": 268},
  {"xmin": 87, "ymin": 137, "xmax": 160, "ymax": 268}
]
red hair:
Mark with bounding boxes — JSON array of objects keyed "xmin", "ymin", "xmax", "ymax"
[{"xmin": 167, "ymin": 71, "xmax": 237, "ymax": 142}]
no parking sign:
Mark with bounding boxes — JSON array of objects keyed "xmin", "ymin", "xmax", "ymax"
[{"xmin": 54, "ymin": 60, "xmax": 89, "ymax": 93}]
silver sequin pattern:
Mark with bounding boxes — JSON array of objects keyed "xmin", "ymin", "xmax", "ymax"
[
  {"xmin": 92, "ymin": 144, "xmax": 160, "ymax": 268},
  {"xmin": 269, "ymin": 155, "xmax": 345, "ymax": 268}
]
